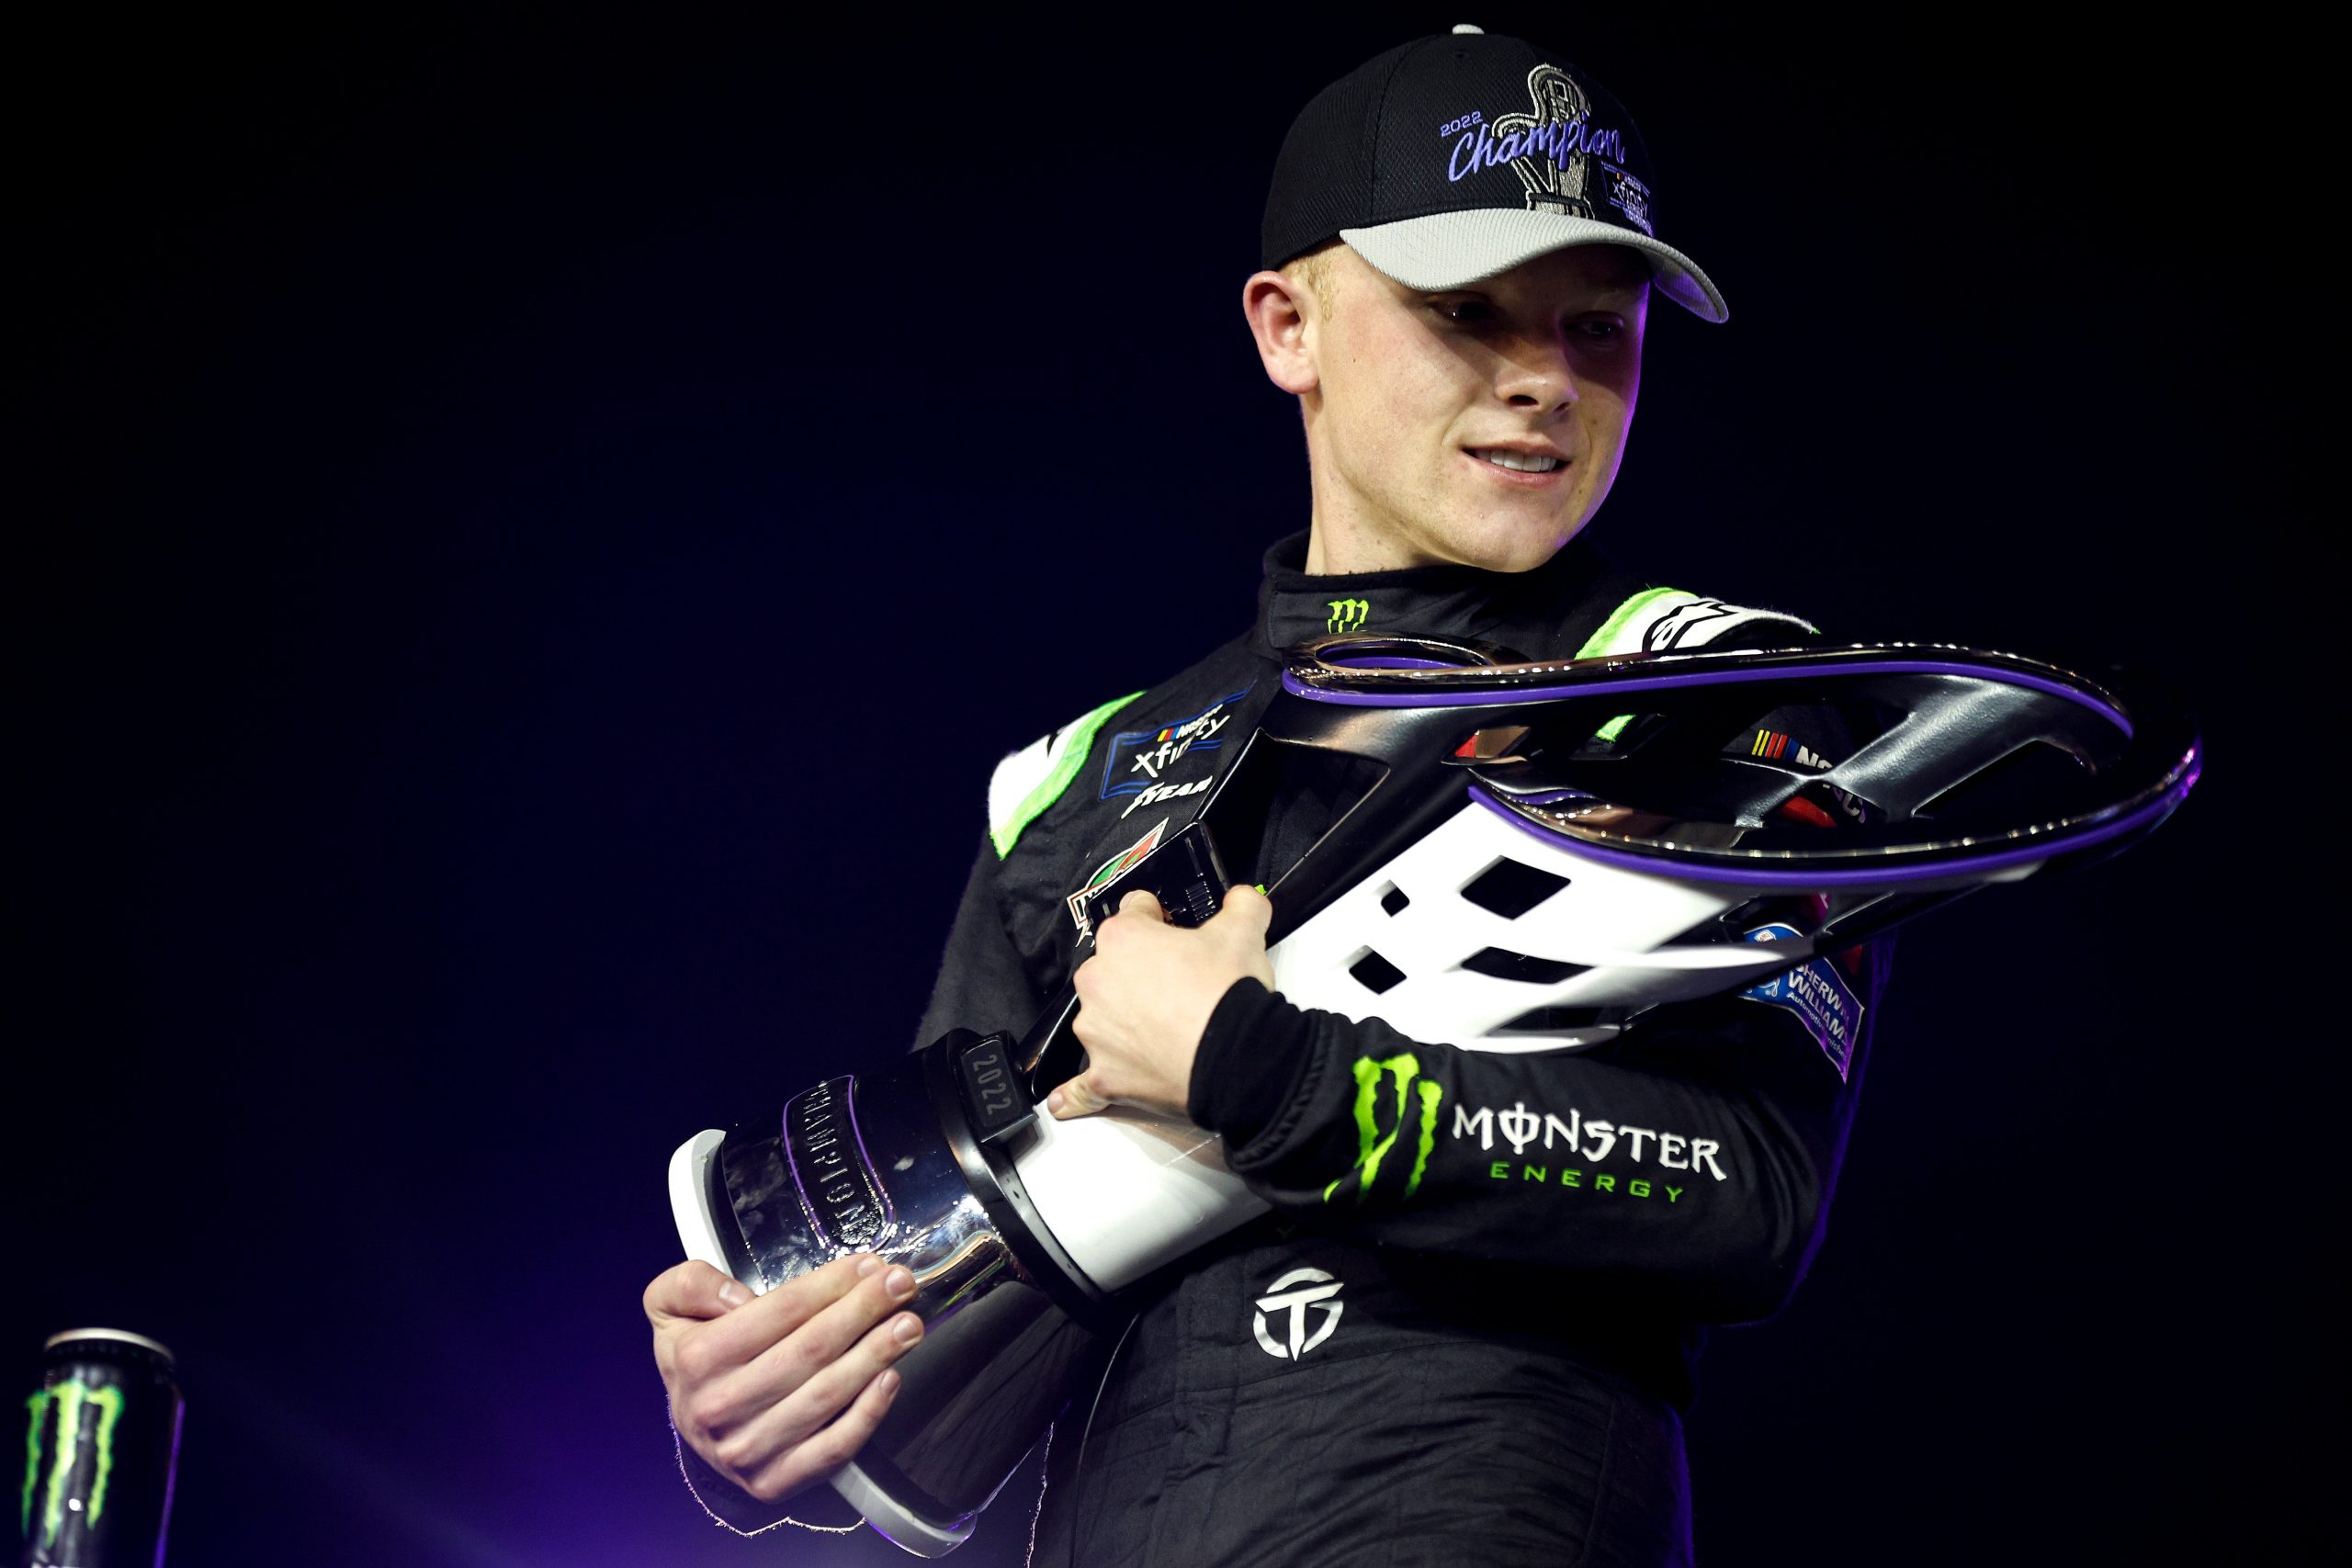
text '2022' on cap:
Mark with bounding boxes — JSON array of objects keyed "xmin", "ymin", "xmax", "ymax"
[{"xmin": 1261, "ymin": 25, "xmax": 1727, "ymax": 322}]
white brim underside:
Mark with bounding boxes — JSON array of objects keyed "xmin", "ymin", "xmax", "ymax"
[{"xmin": 1341, "ymin": 210, "xmax": 1728, "ymax": 323}]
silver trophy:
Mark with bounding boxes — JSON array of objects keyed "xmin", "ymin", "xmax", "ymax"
[{"xmin": 670, "ymin": 637, "xmax": 2199, "ymax": 1554}]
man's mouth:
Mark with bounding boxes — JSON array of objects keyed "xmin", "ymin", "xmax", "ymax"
[{"xmin": 1466, "ymin": 447, "xmax": 1566, "ymax": 474}]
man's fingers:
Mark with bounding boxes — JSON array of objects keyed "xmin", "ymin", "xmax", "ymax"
[
  {"xmin": 644, "ymin": 1259, "xmax": 753, "ymax": 1327},
  {"xmin": 684, "ymin": 1253, "xmax": 877, "ymax": 1373},
  {"xmin": 1046, "ymin": 1073, "xmax": 1109, "ymax": 1119},
  {"xmin": 712, "ymin": 1309, "xmax": 923, "ymax": 1487},
  {"xmin": 692, "ymin": 1261, "xmax": 919, "ymax": 1423},
  {"xmin": 1115, "ymin": 889, "xmax": 1168, "ymax": 922},
  {"xmin": 741, "ymin": 1364, "xmax": 905, "ymax": 1504},
  {"xmin": 768, "ymin": 1309, "xmax": 923, "ymax": 1438}
]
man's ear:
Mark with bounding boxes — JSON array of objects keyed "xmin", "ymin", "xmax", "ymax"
[{"xmin": 1241, "ymin": 269, "xmax": 1318, "ymax": 396}]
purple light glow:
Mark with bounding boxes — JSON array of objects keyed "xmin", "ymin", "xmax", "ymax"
[
  {"xmin": 1283, "ymin": 656, "xmax": 2133, "ymax": 737},
  {"xmin": 1466, "ymin": 758, "xmax": 2198, "ymax": 887}
]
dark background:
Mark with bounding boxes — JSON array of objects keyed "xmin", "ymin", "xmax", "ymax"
[{"xmin": 7, "ymin": 8, "xmax": 2327, "ymax": 1564}]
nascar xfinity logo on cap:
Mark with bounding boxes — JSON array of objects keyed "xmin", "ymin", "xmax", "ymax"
[
  {"xmin": 1326, "ymin": 598, "xmax": 1369, "ymax": 633},
  {"xmin": 1251, "ymin": 1267, "xmax": 1344, "ymax": 1360}
]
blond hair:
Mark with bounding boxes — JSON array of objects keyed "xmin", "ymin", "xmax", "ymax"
[{"xmin": 1282, "ymin": 241, "xmax": 1341, "ymax": 319}]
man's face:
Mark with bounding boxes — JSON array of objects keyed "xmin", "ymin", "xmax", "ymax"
[{"xmin": 1300, "ymin": 243, "xmax": 1648, "ymax": 574}]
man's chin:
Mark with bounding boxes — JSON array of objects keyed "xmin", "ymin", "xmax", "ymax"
[{"xmin": 1430, "ymin": 516, "xmax": 1589, "ymax": 575}]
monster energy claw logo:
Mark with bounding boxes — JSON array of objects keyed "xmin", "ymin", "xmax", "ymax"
[
  {"xmin": 1326, "ymin": 598, "xmax": 1370, "ymax": 633},
  {"xmin": 22, "ymin": 1381, "xmax": 122, "ymax": 1549},
  {"xmin": 1325, "ymin": 1053, "xmax": 1442, "ymax": 1203}
]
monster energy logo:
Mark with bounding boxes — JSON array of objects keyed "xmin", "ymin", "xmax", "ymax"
[
  {"xmin": 22, "ymin": 1381, "xmax": 121, "ymax": 1550},
  {"xmin": 1325, "ymin": 1053, "xmax": 1442, "ymax": 1202},
  {"xmin": 1326, "ymin": 598, "xmax": 1369, "ymax": 633}
]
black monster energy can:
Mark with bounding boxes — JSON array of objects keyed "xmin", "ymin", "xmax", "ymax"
[{"xmin": 17, "ymin": 1330, "xmax": 182, "ymax": 1568}]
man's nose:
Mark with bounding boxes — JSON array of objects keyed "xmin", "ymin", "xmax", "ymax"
[{"xmin": 1495, "ymin": 333, "xmax": 1578, "ymax": 412}]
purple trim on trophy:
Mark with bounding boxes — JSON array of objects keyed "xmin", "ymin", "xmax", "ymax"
[
  {"xmin": 1283, "ymin": 658, "xmax": 2132, "ymax": 736},
  {"xmin": 779, "ymin": 1090, "xmax": 817, "ymax": 1243},
  {"xmin": 1466, "ymin": 769, "xmax": 2196, "ymax": 887},
  {"xmin": 842, "ymin": 1076, "xmax": 894, "ymax": 1233}
]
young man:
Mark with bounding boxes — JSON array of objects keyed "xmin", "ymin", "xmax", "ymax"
[{"xmin": 647, "ymin": 28, "xmax": 1878, "ymax": 1564}]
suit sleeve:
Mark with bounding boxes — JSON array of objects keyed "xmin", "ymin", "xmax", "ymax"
[
  {"xmin": 1186, "ymin": 942, "xmax": 1886, "ymax": 1325},
  {"xmin": 912, "ymin": 837, "xmax": 1050, "ymax": 1050}
]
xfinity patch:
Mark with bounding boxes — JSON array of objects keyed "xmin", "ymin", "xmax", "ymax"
[
  {"xmin": 1738, "ymin": 923, "xmax": 1862, "ymax": 1079},
  {"xmin": 1100, "ymin": 686, "xmax": 1250, "ymax": 800},
  {"xmin": 1600, "ymin": 164, "xmax": 1654, "ymax": 234}
]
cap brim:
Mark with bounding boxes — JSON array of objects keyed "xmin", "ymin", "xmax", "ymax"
[{"xmin": 1340, "ymin": 210, "xmax": 1728, "ymax": 323}]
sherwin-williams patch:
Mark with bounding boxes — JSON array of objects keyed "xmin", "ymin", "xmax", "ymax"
[{"xmin": 1738, "ymin": 922, "xmax": 1863, "ymax": 1078}]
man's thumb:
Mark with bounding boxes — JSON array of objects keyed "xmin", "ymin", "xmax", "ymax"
[
  {"xmin": 648, "ymin": 1259, "xmax": 752, "ymax": 1324},
  {"xmin": 1216, "ymin": 883, "xmax": 1273, "ymax": 935},
  {"xmin": 1047, "ymin": 1075, "xmax": 1109, "ymax": 1120}
]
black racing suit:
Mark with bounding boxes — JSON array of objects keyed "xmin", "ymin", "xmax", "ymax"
[{"xmin": 900, "ymin": 533, "xmax": 1888, "ymax": 1567}]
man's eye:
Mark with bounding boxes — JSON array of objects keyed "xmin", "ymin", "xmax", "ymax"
[
  {"xmin": 1574, "ymin": 318, "xmax": 1626, "ymax": 343},
  {"xmin": 1436, "ymin": 299, "xmax": 1496, "ymax": 323}
]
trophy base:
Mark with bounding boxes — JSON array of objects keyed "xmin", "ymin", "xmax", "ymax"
[{"xmin": 832, "ymin": 1460, "xmax": 973, "ymax": 1557}]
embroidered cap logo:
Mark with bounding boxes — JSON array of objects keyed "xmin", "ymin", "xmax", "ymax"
[{"xmin": 1448, "ymin": 65, "xmax": 1626, "ymax": 221}]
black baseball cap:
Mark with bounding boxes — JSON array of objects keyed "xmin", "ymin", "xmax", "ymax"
[{"xmin": 1261, "ymin": 26, "xmax": 1726, "ymax": 322}]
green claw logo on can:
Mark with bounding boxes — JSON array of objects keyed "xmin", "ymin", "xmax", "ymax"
[
  {"xmin": 19, "ymin": 1329, "xmax": 181, "ymax": 1568},
  {"xmin": 21, "ymin": 1380, "xmax": 123, "ymax": 1549}
]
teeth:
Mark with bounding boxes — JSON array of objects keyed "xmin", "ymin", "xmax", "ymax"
[{"xmin": 1473, "ymin": 448, "xmax": 1564, "ymax": 473}]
